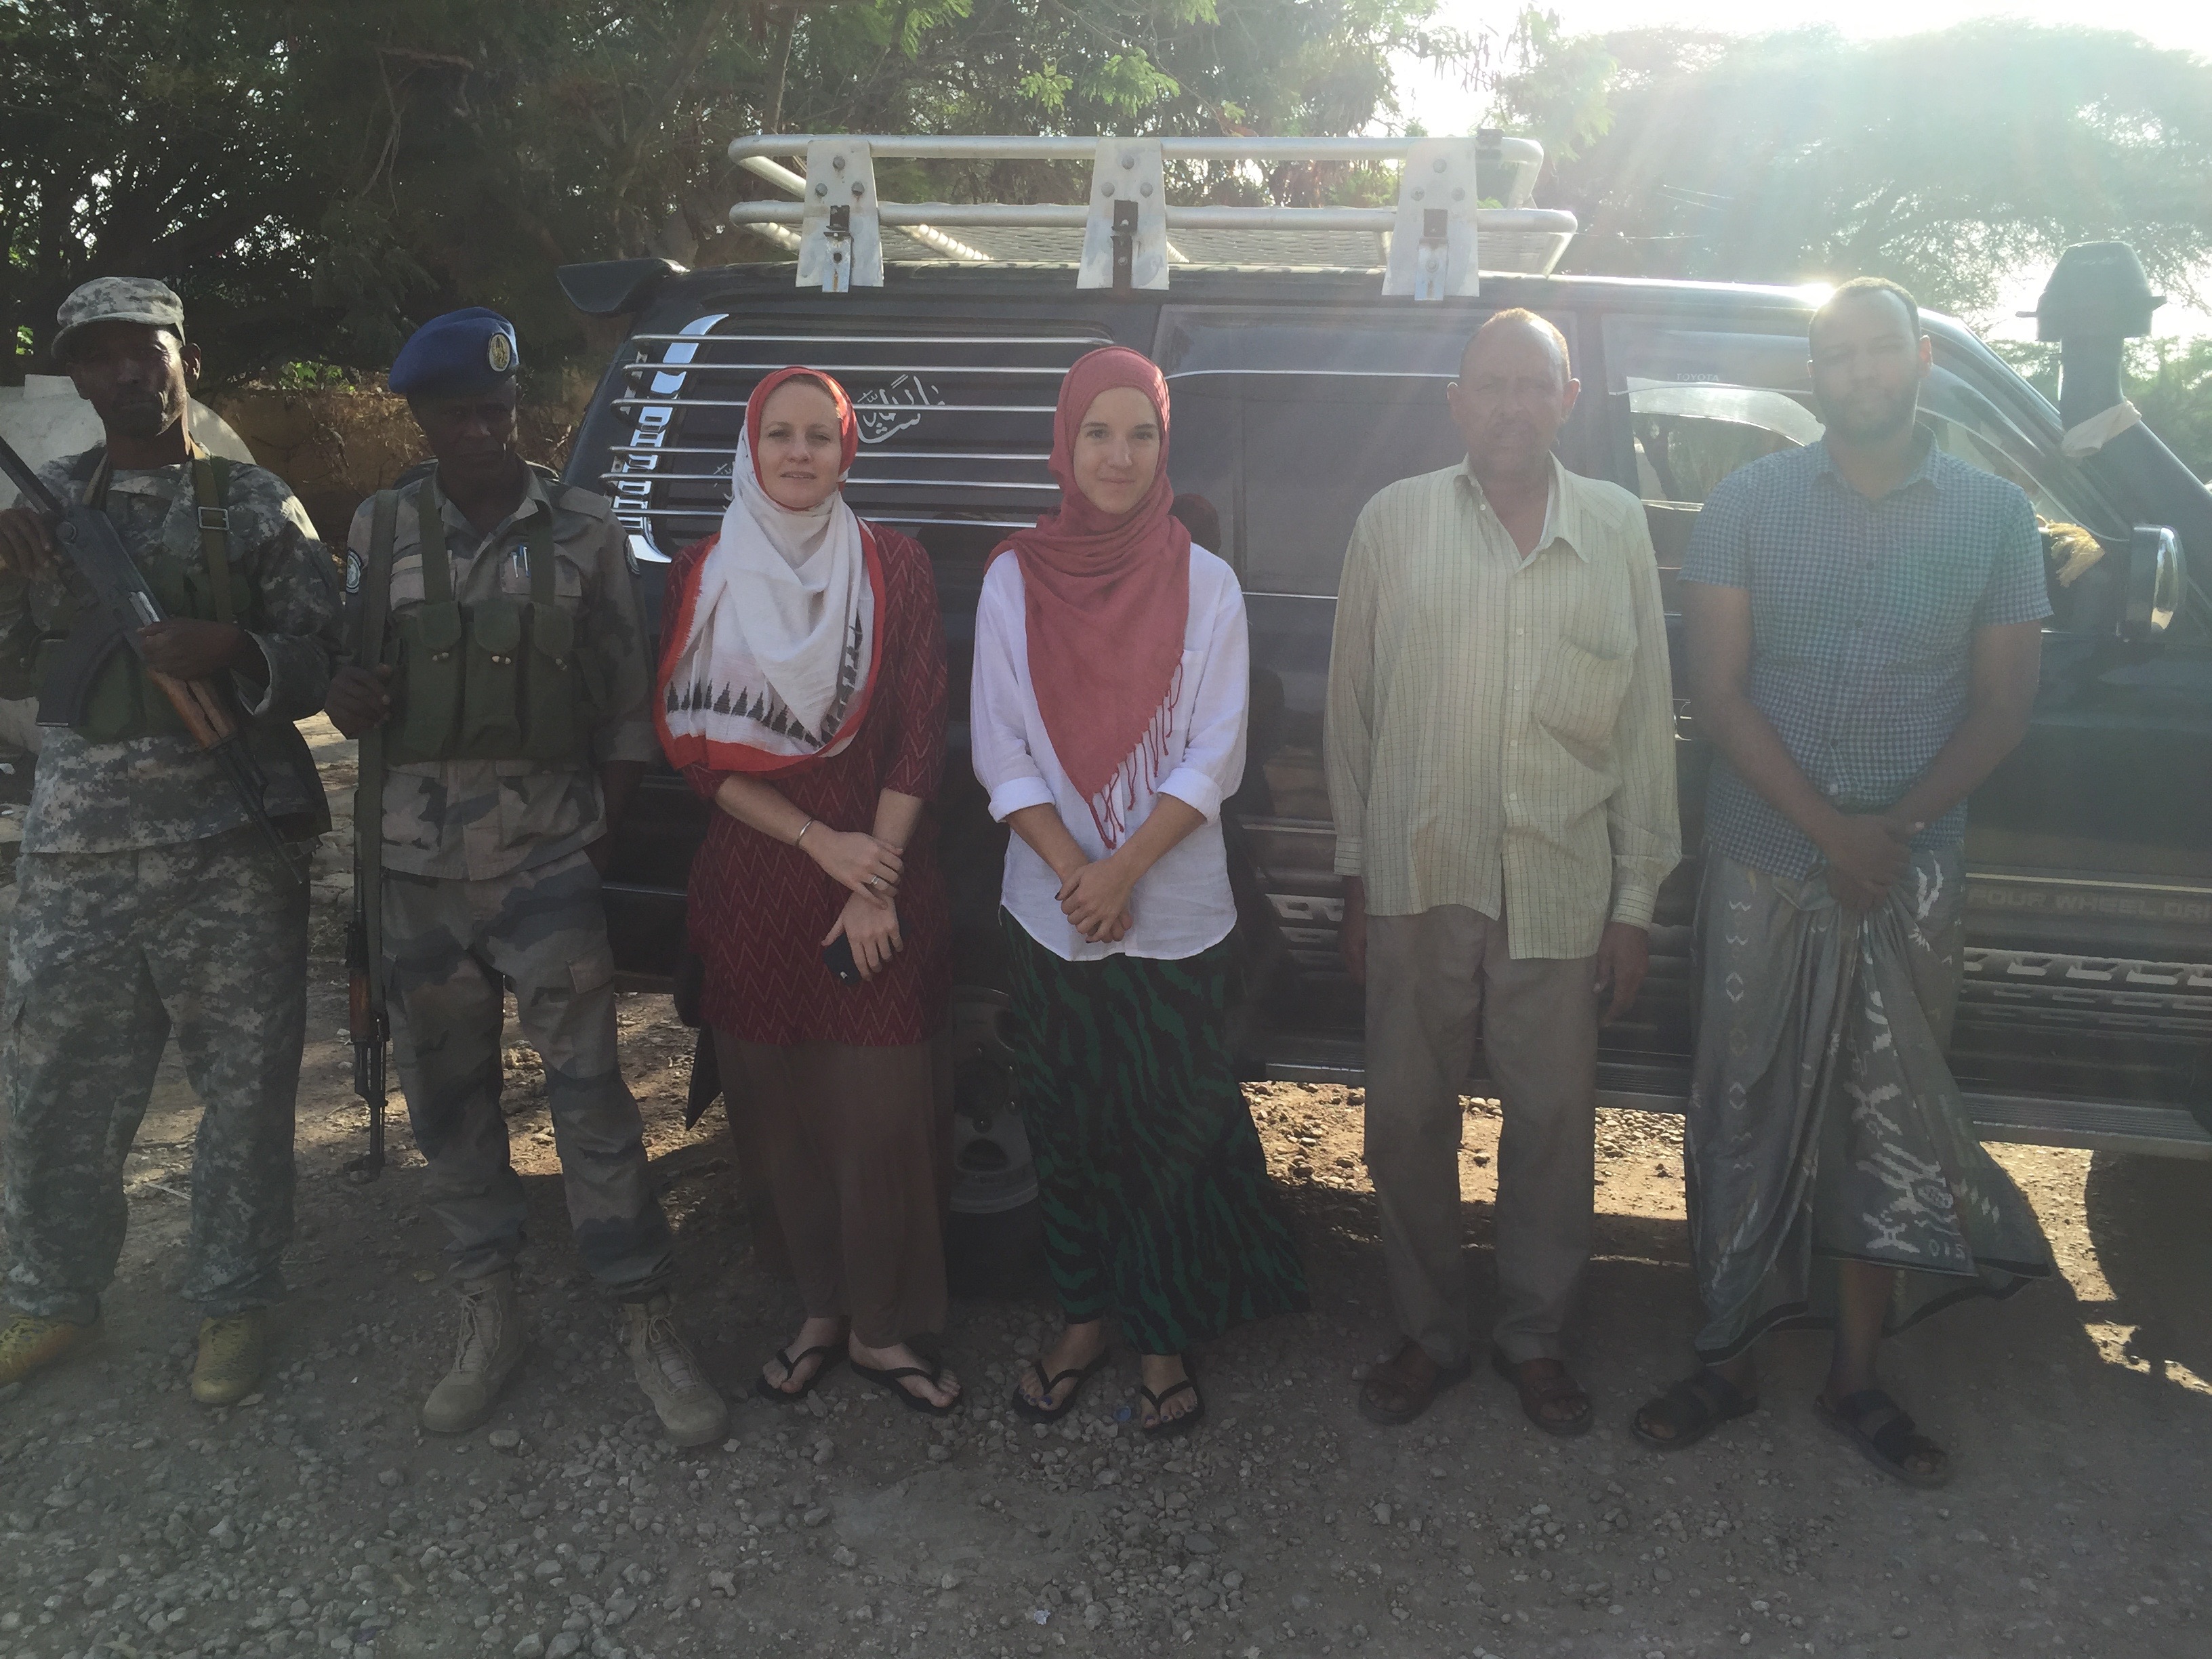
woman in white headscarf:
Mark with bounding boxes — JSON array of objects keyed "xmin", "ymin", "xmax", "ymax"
[{"xmin": 656, "ymin": 366, "xmax": 958, "ymax": 1416}]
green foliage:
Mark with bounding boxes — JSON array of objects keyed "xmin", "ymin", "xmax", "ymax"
[
  {"xmin": 1502, "ymin": 22, "xmax": 2212, "ymax": 321},
  {"xmin": 1996, "ymin": 337, "xmax": 2212, "ymax": 483},
  {"xmin": 0, "ymin": 1, "xmax": 314, "ymax": 383},
  {"xmin": 2133, "ymin": 341, "xmax": 2212, "ymax": 485},
  {"xmin": 1, "ymin": 0, "xmax": 1461, "ymax": 385},
  {"xmin": 16, "ymin": 0, "xmax": 2200, "ymax": 403}
]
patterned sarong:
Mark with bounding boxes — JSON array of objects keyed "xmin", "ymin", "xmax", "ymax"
[
  {"xmin": 1002, "ymin": 912, "xmax": 1309, "ymax": 1354},
  {"xmin": 1684, "ymin": 848, "xmax": 2052, "ymax": 1362}
]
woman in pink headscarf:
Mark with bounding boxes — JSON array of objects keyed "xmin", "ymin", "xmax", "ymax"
[
  {"xmin": 970, "ymin": 347, "xmax": 1308, "ymax": 1439},
  {"xmin": 657, "ymin": 366, "xmax": 958, "ymax": 1417}
]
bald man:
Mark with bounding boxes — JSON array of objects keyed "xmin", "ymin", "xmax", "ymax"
[{"xmin": 1326, "ymin": 310, "xmax": 1679, "ymax": 1432}]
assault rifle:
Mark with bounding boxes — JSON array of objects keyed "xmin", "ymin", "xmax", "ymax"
[
  {"xmin": 346, "ymin": 865, "xmax": 387, "ymax": 1181},
  {"xmin": 0, "ymin": 431, "xmax": 306, "ymax": 887},
  {"xmin": 344, "ymin": 487, "xmax": 400, "ymax": 1182}
]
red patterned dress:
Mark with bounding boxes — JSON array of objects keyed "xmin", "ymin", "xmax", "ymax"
[{"xmin": 670, "ymin": 525, "xmax": 951, "ymax": 1044}]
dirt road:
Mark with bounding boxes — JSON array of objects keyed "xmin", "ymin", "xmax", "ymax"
[{"xmin": 1, "ymin": 732, "xmax": 2208, "ymax": 1659}]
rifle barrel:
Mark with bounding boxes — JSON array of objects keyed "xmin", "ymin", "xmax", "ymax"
[{"xmin": 0, "ymin": 434, "xmax": 65, "ymax": 517}]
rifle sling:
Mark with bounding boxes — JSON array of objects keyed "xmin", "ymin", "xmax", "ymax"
[{"xmin": 192, "ymin": 455, "xmax": 237, "ymax": 627}]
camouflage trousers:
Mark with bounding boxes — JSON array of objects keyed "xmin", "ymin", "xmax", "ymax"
[
  {"xmin": 385, "ymin": 849, "xmax": 672, "ymax": 1296},
  {"xmin": 2, "ymin": 828, "xmax": 308, "ymax": 1323}
]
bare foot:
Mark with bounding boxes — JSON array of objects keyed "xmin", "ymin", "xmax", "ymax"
[
  {"xmin": 1015, "ymin": 1319, "xmax": 1109, "ymax": 1414},
  {"xmin": 1138, "ymin": 1352, "xmax": 1197, "ymax": 1430},
  {"xmin": 851, "ymin": 1336, "xmax": 960, "ymax": 1410},
  {"xmin": 759, "ymin": 1315, "xmax": 846, "ymax": 1397}
]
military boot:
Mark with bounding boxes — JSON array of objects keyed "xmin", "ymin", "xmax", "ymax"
[
  {"xmin": 621, "ymin": 1293, "xmax": 729, "ymax": 1448},
  {"xmin": 0, "ymin": 1313, "xmax": 97, "ymax": 1387},
  {"xmin": 422, "ymin": 1271, "xmax": 526, "ymax": 1435},
  {"xmin": 192, "ymin": 1309, "xmax": 271, "ymax": 1405}
]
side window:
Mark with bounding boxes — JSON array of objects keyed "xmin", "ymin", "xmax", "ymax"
[
  {"xmin": 1170, "ymin": 310, "xmax": 1584, "ymax": 597},
  {"xmin": 1231, "ymin": 375, "xmax": 1465, "ymax": 595},
  {"xmin": 1605, "ymin": 321, "xmax": 1823, "ymax": 613},
  {"xmin": 1917, "ymin": 362, "xmax": 2134, "ymax": 635}
]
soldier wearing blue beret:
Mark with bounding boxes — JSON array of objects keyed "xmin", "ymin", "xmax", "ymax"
[
  {"xmin": 329, "ymin": 310, "xmax": 726, "ymax": 1447},
  {"xmin": 386, "ymin": 307, "xmax": 521, "ymax": 400}
]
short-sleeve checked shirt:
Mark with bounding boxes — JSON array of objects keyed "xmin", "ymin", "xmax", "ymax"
[{"xmin": 1680, "ymin": 437, "xmax": 2051, "ymax": 880}]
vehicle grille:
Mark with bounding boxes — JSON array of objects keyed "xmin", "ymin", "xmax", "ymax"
[
  {"xmin": 601, "ymin": 321, "xmax": 1110, "ymax": 558},
  {"xmin": 1963, "ymin": 948, "xmax": 2212, "ymax": 1036}
]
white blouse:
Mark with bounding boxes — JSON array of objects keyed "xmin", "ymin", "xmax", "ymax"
[{"xmin": 970, "ymin": 544, "xmax": 1250, "ymax": 962}]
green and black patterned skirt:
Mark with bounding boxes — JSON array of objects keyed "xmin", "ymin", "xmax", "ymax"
[{"xmin": 1002, "ymin": 911, "xmax": 1309, "ymax": 1355}]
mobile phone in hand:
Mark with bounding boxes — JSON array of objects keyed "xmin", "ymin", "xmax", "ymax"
[{"xmin": 823, "ymin": 934, "xmax": 862, "ymax": 986}]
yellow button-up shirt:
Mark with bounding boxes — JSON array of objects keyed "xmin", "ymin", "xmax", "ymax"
[{"xmin": 1324, "ymin": 457, "xmax": 1680, "ymax": 960}]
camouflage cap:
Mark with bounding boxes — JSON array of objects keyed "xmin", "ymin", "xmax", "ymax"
[{"xmin": 52, "ymin": 277, "xmax": 186, "ymax": 362}]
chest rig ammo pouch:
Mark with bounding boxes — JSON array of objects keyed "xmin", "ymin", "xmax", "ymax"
[
  {"xmin": 365, "ymin": 476, "xmax": 604, "ymax": 766},
  {"xmin": 38, "ymin": 452, "xmax": 252, "ymax": 743}
]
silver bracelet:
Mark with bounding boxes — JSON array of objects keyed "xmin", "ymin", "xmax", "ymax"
[{"xmin": 793, "ymin": 818, "xmax": 817, "ymax": 848}]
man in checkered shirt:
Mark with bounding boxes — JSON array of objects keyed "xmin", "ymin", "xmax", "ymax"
[{"xmin": 1632, "ymin": 278, "xmax": 2055, "ymax": 1488}]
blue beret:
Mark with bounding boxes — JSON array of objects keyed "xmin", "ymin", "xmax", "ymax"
[{"xmin": 389, "ymin": 307, "xmax": 520, "ymax": 398}]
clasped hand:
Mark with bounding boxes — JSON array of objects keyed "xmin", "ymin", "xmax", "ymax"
[
  {"xmin": 808, "ymin": 828, "xmax": 907, "ymax": 981},
  {"xmin": 1058, "ymin": 855, "xmax": 1136, "ymax": 944},
  {"xmin": 1820, "ymin": 808, "xmax": 1921, "ymax": 912},
  {"xmin": 803, "ymin": 825, "xmax": 903, "ymax": 907}
]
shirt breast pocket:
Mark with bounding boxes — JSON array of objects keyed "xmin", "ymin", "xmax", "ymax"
[
  {"xmin": 1885, "ymin": 545, "xmax": 1988, "ymax": 661},
  {"xmin": 1533, "ymin": 637, "xmax": 1634, "ymax": 758}
]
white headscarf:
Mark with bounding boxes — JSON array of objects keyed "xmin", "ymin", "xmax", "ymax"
[{"xmin": 660, "ymin": 411, "xmax": 875, "ymax": 762}]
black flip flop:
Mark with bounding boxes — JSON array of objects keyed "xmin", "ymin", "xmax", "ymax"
[
  {"xmin": 1009, "ymin": 1351, "xmax": 1110, "ymax": 1424},
  {"xmin": 853, "ymin": 1359, "xmax": 961, "ymax": 1418},
  {"xmin": 1139, "ymin": 1357, "xmax": 1205, "ymax": 1440},
  {"xmin": 752, "ymin": 1342, "xmax": 843, "ymax": 1404},
  {"xmin": 1630, "ymin": 1369, "xmax": 1758, "ymax": 1451},
  {"xmin": 1815, "ymin": 1387, "xmax": 1950, "ymax": 1489}
]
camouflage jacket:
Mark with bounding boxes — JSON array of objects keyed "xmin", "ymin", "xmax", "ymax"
[
  {"xmin": 344, "ymin": 466, "xmax": 655, "ymax": 881},
  {"xmin": 0, "ymin": 451, "xmax": 341, "ymax": 854}
]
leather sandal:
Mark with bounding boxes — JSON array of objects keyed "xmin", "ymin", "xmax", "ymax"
[
  {"xmin": 1357, "ymin": 1339, "xmax": 1473, "ymax": 1427},
  {"xmin": 1631, "ymin": 1368, "xmax": 1758, "ymax": 1450},
  {"xmin": 1816, "ymin": 1387, "xmax": 1950, "ymax": 1488},
  {"xmin": 1492, "ymin": 1347, "xmax": 1593, "ymax": 1437}
]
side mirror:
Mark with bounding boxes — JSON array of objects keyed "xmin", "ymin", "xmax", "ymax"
[{"xmin": 2120, "ymin": 525, "xmax": 2182, "ymax": 642}]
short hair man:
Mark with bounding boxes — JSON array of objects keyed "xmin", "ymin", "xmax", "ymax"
[
  {"xmin": 1633, "ymin": 276, "xmax": 2055, "ymax": 1484},
  {"xmin": 1327, "ymin": 310, "xmax": 1681, "ymax": 1431},
  {"xmin": 325, "ymin": 309, "xmax": 725, "ymax": 1446},
  {"xmin": 0, "ymin": 279, "xmax": 342, "ymax": 1400}
]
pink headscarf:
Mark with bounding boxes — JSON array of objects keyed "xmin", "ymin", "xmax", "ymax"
[{"xmin": 991, "ymin": 348, "xmax": 1191, "ymax": 846}]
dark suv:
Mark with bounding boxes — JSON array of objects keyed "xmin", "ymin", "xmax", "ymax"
[{"xmin": 560, "ymin": 238, "xmax": 2212, "ymax": 1160}]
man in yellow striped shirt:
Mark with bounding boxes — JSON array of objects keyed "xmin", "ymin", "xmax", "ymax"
[{"xmin": 1326, "ymin": 310, "xmax": 1679, "ymax": 1432}]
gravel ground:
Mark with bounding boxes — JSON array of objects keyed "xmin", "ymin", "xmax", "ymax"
[{"xmin": 2, "ymin": 732, "xmax": 2209, "ymax": 1659}]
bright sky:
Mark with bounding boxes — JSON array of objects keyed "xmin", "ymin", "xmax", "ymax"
[{"xmin": 1404, "ymin": 3, "xmax": 2212, "ymax": 339}]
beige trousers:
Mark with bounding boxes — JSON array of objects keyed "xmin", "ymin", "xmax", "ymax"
[{"xmin": 1363, "ymin": 905, "xmax": 1597, "ymax": 1365}]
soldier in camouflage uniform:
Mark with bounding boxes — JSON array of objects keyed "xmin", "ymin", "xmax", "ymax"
[
  {"xmin": 0, "ymin": 279, "xmax": 341, "ymax": 1402},
  {"xmin": 326, "ymin": 308, "xmax": 726, "ymax": 1447}
]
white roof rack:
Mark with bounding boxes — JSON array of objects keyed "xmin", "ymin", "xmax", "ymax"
[{"xmin": 724, "ymin": 133, "xmax": 1576, "ymax": 298}]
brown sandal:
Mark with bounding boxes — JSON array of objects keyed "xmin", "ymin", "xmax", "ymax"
[
  {"xmin": 1492, "ymin": 1347, "xmax": 1593, "ymax": 1437},
  {"xmin": 1357, "ymin": 1339, "xmax": 1473, "ymax": 1427}
]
